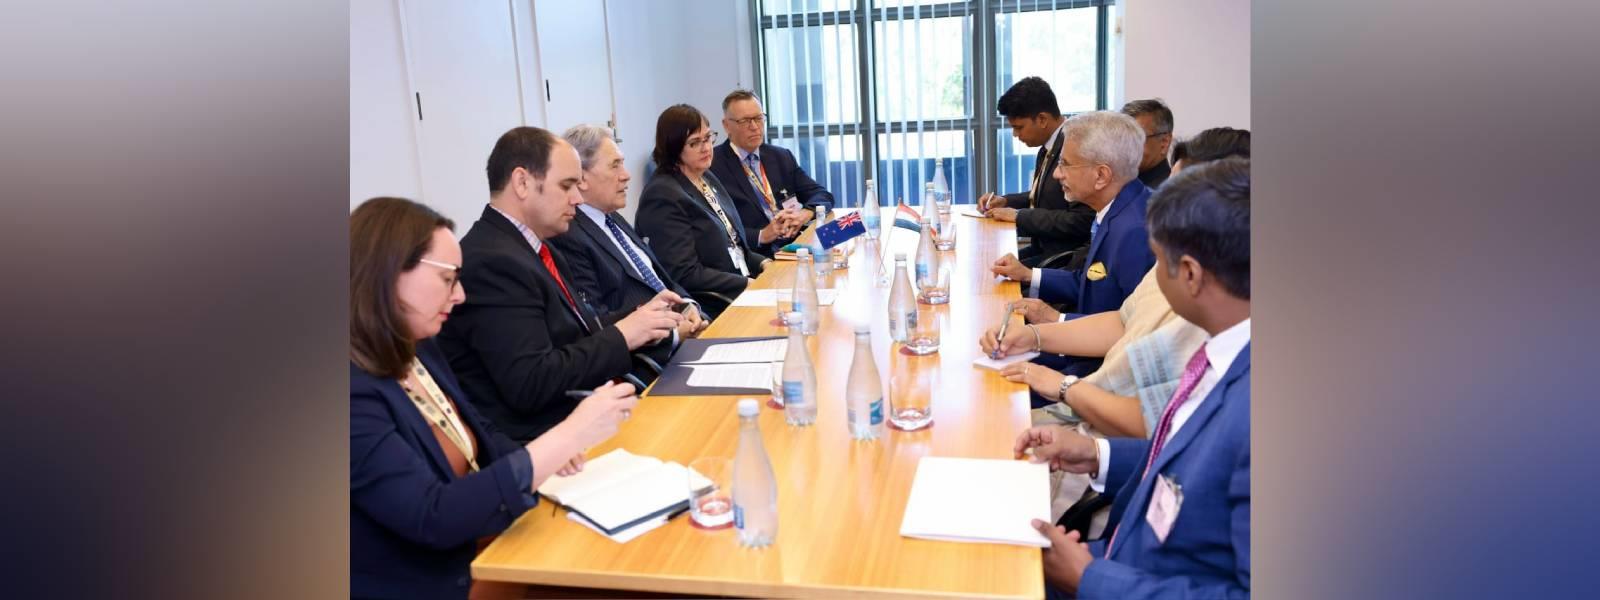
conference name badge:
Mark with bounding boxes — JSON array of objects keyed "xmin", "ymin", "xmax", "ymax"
[{"xmin": 1086, "ymin": 261, "xmax": 1107, "ymax": 281}]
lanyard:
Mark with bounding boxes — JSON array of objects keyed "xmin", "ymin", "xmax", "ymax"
[
  {"xmin": 695, "ymin": 179, "xmax": 743, "ymax": 246},
  {"xmin": 740, "ymin": 158, "xmax": 777, "ymax": 214},
  {"xmin": 400, "ymin": 359, "xmax": 479, "ymax": 472}
]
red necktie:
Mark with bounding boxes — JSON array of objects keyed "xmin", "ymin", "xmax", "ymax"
[
  {"xmin": 1105, "ymin": 345, "xmax": 1210, "ymax": 555},
  {"xmin": 537, "ymin": 244, "xmax": 578, "ymax": 313}
]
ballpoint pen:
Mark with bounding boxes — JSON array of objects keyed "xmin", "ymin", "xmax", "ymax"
[{"xmin": 991, "ymin": 301, "xmax": 1015, "ymax": 359}]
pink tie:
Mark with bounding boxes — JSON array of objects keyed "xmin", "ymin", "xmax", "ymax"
[{"xmin": 1106, "ymin": 345, "xmax": 1209, "ymax": 555}]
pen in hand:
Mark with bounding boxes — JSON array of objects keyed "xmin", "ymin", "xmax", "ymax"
[{"xmin": 991, "ymin": 301, "xmax": 1014, "ymax": 360}]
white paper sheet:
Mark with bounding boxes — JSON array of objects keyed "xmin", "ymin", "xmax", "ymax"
[
  {"xmin": 682, "ymin": 338, "xmax": 789, "ymax": 364},
  {"xmin": 899, "ymin": 457, "xmax": 1052, "ymax": 548},
  {"xmin": 684, "ymin": 363, "xmax": 773, "ymax": 389},
  {"xmin": 730, "ymin": 288, "xmax": 840, "ymax": 307},
  {"xmin": 567, "ymin": 511, "xmax": 669, "ymax": 543},
  {"xmin": 971, "ymin": 351, "xmax": 1041, "ymax": 371},
  {"xmin": 958, "ymin": 207, "xmax": 989, "ymax": 219}
]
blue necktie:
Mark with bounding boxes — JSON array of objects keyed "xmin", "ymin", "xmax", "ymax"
[
  {"xmin": 1090, "ymin": 219, "xmax": 1100, "ymax": 240},
  {"xmin": 604, "ymin": 216, "xmax": 666, "ymax": 293}
]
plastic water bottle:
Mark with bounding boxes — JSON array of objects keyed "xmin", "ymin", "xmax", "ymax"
[
  {"xmin": 846, "ymin": 325, "xmax": 884, "ymax": 440},
  {"xmin": 915, "ymin": 216, "xmax": 948, "ymax": 304},
  {"xmin": 861, "ymin": 178, "xmax": 881, "ymax": 240},
  {"xmin": 781, "ymin": 314, "xmax": 817, "ymax": 426},
  {"xmin": 931, "ymin": 159, "xmax": 951, "ymax": 216},
  {"xmin": 793, "ymin": 249, "xmax": 820, "ymax": 335},
  {"xmin": 922, "ymin": 182, "xmax": 938, "ymax": 223},
  {"xmin": 732, "ymin": 398, "xmax": 779, "ymax": 547},
  {"xmin": 887, "ymin": 253, "xmax": 916, "ymax": 343}
]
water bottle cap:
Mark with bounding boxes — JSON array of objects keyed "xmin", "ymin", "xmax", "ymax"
[
  {"xmin": 894, "ymin": 252, "xmax": 908, "ymax": 262},
  {"xmin": 924, "ymin": 182, "xmax": 934, "ymax": 189},
  {"xmin": 796, "ymin": 247, "xmax": 810, "ymax": 256},
  {"xmin": 854, "ymin": 324, "xmax": 871, "ymax": 335},
  {"xmin": 786, "ymin": 311, "xmax": 803, "ymax": 322},
  {"xmin": 737, "ymin": 398, "xmax": 760, "ymax": 417}
]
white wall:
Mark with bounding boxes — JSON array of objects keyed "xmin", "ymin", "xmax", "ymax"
[
  {"xmin": 350, "ymin": 0, "xmax": 423, "ymax": 204},
  {"xmin": 1122, "ymin": 0, "xmax": 1251, "ymax": 138},
  {"xmin": 350, "ymin": 0, "xmax": 751, "ymax": 225}
]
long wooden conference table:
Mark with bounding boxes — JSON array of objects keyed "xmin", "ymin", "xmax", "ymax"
[{"xmin": 474, "ymin": 210, "xmax": 1043, "ymax": 599}]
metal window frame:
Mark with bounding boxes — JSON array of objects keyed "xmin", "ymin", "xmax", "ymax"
[{"xmin": 752, "ymin": 0, "xmax": 1114, "ymax": 206}]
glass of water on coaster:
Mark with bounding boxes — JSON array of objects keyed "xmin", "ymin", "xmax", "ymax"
[
  {"xmin": 903, "ymin": 302, "xmax": 941, "ymax": 356},
  {"xmin": 688, "ymin": 456, "xmax": 734, "ymax": 529}
]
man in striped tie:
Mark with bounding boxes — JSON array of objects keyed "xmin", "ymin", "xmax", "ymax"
[
  {"xmin": 1014, "ymin": 158, "xmax": 1251, "ymax": 599},
  {"xmin": 550, "ymin": 124, "xmax": 707, "ymax": 335}
]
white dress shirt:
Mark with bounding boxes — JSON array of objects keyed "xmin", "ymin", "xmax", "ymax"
[
  {"xmin": 1090, "ymin": 318, "xmax": 1251, "ymax": 491},
  {"xmin": 578, "ymin": 204, "xmax": 655, "ymax": 280},
  {"xmin": 492, "ymin": 206, "xmax": 542, "ymax": 253}
]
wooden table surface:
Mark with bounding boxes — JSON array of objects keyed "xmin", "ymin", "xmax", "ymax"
[{"xmin": 474, "ymin": 211, "xmax": 1044, "ymax": 599}]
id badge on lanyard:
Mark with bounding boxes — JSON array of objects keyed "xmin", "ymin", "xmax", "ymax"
[{"xmin": 728, "ymin": 245, "xmax": 751, "ymax": 277}]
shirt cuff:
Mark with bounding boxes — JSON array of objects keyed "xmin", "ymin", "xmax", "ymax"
[
  {"xmin": 507, "ymin": 449, "xmax": 540, "ymax": 509},
  {"xmin": 1089, "ymin": 438, "xmax": 1111, "ymax": 493},
  {"xmin": 1029, "ymin": 269, "xmax": 1043, "ymax": 298},
  {"xmin": 1057, "ymin": 313, "xmax": 1068, "ymax": 322}
]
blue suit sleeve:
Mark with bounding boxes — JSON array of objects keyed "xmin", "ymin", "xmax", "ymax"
[
  {"xmin": 350, "ymin": 380, "xmax": 537, "ymax": 550},
  {"xmin": 1108, "ymin": 228, "xmax": 1156, "ymax": 301},
  {"xmin": 1038, "ymin": 268, "xmax": 1082, "ymax": 307},
  {"xmin": 1103, "ymin": 437, "xmax": 1149, "ymax": 493},
  {"xmin": 1076, "ymin": 440, "xmax": 1251, "ymax": 600}
]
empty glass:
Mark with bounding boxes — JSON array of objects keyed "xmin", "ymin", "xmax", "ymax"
[{"xmin": 688, "ymin": 457, "xmax": 734, "ymax": 529}]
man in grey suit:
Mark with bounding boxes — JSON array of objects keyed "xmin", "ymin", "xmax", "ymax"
[{"xmin": 549, "ymin": 124, "xmax": 707, "ymax": 340}]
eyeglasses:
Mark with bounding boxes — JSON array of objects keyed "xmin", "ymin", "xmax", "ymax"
[
  {"xmin": 1146, "ymin": 131, "xmax": 1172, "ymax": 139},
  {"xmin": 1056, "ymin": 161, "xmax": 1103, "ymax": 171},
  {"xmin": 418, "ymin": 258, "xmax": 462, "ymax": 291},
  {"xmin": 686, "ymin": 131, "xmax": 721, "ymax": 150},
  {"xmin": 729, "ymin": 114, "xmax": 767, "ymax": 128}
]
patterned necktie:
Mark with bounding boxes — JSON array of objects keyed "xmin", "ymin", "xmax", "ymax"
[
  {"xmin": 536, "ymin": 244, "xmax": 582, "ymax": 323},
  {"xmin": 1105, "ymin": 345, "xmax": 1209, "ymax": 555},
  {"xmin": 744, "ymin": 152, "xmax": 777, "ymax": 215},
  {"xmin": 604, "ymin": 216, "xmax": 666, "ymax": 293}
]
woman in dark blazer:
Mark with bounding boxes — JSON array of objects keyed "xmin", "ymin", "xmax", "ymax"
[
  {"xmin": 635, "ymin": 104, "xmax": 792, "ymax": 311},
  {"xmin": 349, "ymin": 197, "xmax": 638, "ymax": 599}
]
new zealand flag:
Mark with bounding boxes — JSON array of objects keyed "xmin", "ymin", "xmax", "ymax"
[{"xmin": 815, "ymin": 211, "xmax": 867, "ymax": 249}]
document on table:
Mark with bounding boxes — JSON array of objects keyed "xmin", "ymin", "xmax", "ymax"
[
  {"xmin": 972, "ymin": 351, "xmax": 1040, "ymax": 371},
  {"xmin": 959, "ymin": 207, "xmax": 989, "ymax": 219},
  {"xmin": 900, "ymin": 457, "xmax": 1052, "ymax": 548},
  {"xmin": 731, "ymin": 288, "xmax": 840, "ymax": 307},
  {"xmin": 681, "ymin": 338, "xmax": 789, "ymax": 364},
  {"xmin": 685, "ymin": 363, "xmax": 773, "ymax": 389}
]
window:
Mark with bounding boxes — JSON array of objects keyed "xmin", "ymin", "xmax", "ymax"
[{"xmin": 754, "ymin": 0, "xmax": 1112, "ymax": 208}]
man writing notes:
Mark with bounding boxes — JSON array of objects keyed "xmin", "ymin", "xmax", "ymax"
[
  {"xmin": 977, "ymin": 76, "xmax": 1096, "ymax": 268},
  {"xmin": 709, "ymin": 89, "xmax": 831, "ymax": 256},
  {"xmin": 1017, "ymin": 158, "xmax": 1251, "ymax": 599}
]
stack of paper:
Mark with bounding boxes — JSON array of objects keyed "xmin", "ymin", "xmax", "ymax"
[
  {"xmin": 680, "ymin": 338, "xmax": 789, "ymax": 364},
  {"xmin": 972, "ymin": 351, "xmax": 1041, "ymax": 371},
  {"xmin": 899, "ymin": 456, "xmax": 1053, "ymax": 547},
  {"xmin": 538, "ymin": 449, "xmax": 710, "ymax": 541},
  {"xmin": 731, "ymin": 288, "xmax": 840, "ymax": 307}
]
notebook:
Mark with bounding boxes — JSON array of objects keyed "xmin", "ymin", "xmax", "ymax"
[
  {"xmin": 972, "ymin": 351, "xmax": 1040, "ymax": 371},
  {"xmin": 899, "ymin": 456, "xmax": 1053, "ymax": 548},
  {"xmin": 538, "ymin": 448, "xmax": 709, "ymax": 536}
]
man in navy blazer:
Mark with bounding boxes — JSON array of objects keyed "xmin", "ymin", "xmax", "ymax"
[
  {"xmin": 548, "ymin": 124, "xmax": 708, "ymax": 340},
  {"xmin": 993, "ymin": 111, "xmax": 1158, "ymax": 322},
  {"xmin": 1016, "ymin": 158, "xmax": 1251, "ymax": 599},
  {"xmin": 710, "ymin": 89, "xmax": 834, "ymax": 256}
]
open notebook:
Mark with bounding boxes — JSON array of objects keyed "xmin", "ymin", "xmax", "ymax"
[
  {"xmin": 899, "ymin": 456, "xmax": 1053, "ymax": 548},
  {"xmin": 537, "ymin": 448, "xmax": 709, "ymax": 537}
]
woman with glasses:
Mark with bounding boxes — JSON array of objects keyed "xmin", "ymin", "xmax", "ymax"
[
  {"xmin": 349, "ymin": 197, "xmax": 637, "ymax": 599},
  {"xmin": 635, "ymin": 104, "xmax": 774, "ymax": 315}
]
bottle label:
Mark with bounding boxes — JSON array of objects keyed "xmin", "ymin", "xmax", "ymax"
[
  {"xmin": 783, "ymin": 381, "xmax": 805, "ymax": 406},
  {"xmin": 904, "ymin": 310, "xmax": 919, "ymax": 330},
  {"xmin": 916, "ymin": 263, "xmax": 929, "ymax": 281},
  {"xmin": 869, "ymin": 398, "xmax": 884, "ymax": 425},
  {"xmin": 734, "ymin": 504, "xmax": 745, "ymax": 530}
]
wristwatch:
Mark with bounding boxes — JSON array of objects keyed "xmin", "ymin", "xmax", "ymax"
[{"xmin": 1056, "ymin": 375, "xmax": 1081, "ymax": 402}]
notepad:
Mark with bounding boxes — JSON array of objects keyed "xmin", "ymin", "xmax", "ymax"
[
  {"xmin": 684, "ymin": 363, "xmax": 773, "ymax": 389},
  {"xmin": 958, "ymin": 207, "xmax": 990, "ymax": 219},
  {"xmin": 972, "ymin": 351, "xmax": 1040, "ymax": 371},
  {"xmin": 731, "ymin": 288, "xmax": 840, "ymax": 307},
  {"xmin": 681, "ymin": 338, "xmax": 789, "ymax": 364},
  {"xmin": 900, "ymin": 457, "xmax": 1052, "ymax": 548},
  {"xmin": 538, "ymin": 449, "xmax": 710, "ymax": 536}
]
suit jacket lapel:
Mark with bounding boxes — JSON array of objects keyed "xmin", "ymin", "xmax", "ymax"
[
  {"xmin": 674, "ymin": 171, "xmax": 745, "ymax": 250},
  {"xmin": 1148, "ymin": 344, "xmax": 1251, "ymax": 477},
  {"xmin": 612, "ymin": 215, "xmax": 681, "ymax": 290},
  {"xmin": 578, "ymin": 214, "xmax": 647, "ymax": 287},
  {"xmin": 386, "ymin": 371, "xmax": 459, "ymax": 479}
]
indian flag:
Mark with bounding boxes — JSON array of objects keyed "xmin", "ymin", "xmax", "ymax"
[{"xmin": 893, "ymin": 202, "xmax": 922, "ymax": 232}]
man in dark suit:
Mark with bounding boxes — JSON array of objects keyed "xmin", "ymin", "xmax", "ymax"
[
  {"xmin": 438, "ymin": 126, "xmax": 684, "ymax": 442},
  {"xmin": 549, "ymin": 124, "xmax": 707, "ymax": 342},
  {"xmin": 1016, "ymin": 158, "xmax": 1251, "ymax": 599},
  {"xmin": 977, "ymin": 76, "xmax": 1097, "ymax": 268},
  {"xmin": 710, "ymin": 89, "xmax": 832, "ymax": 257},
  {"xmin": 1122, "ymin": 98, "xmax": 1175, "ymax": 190}
]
